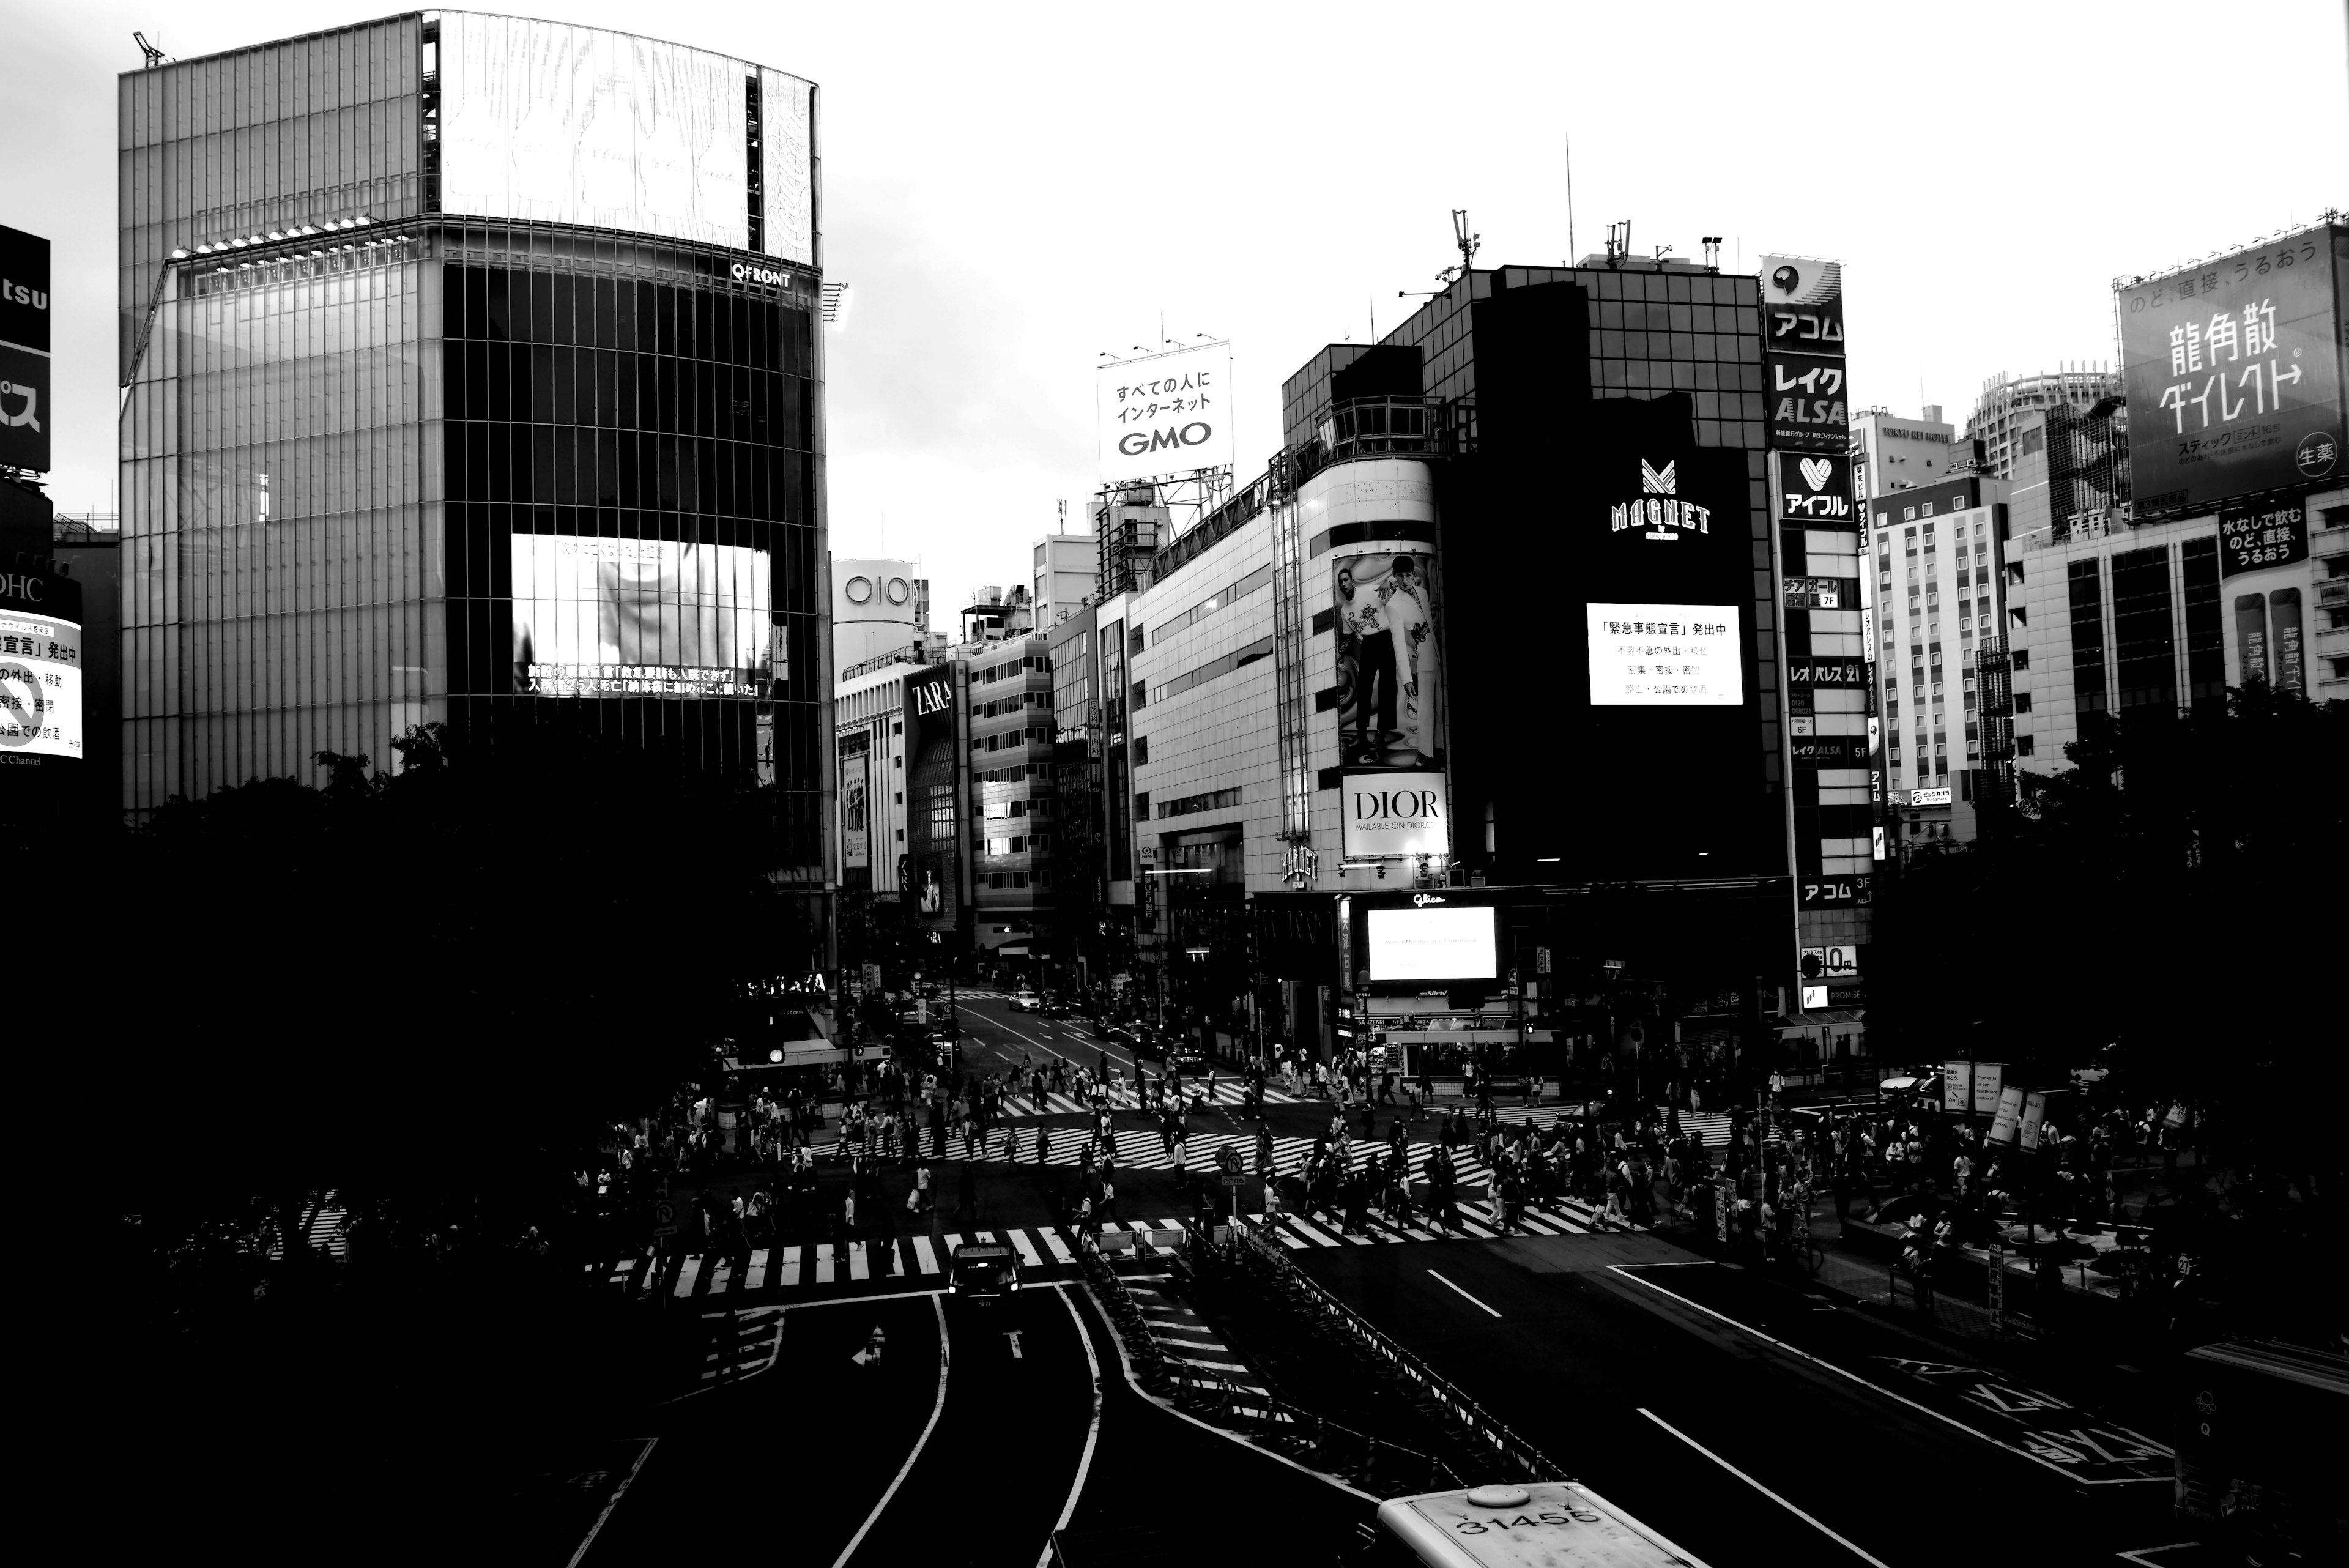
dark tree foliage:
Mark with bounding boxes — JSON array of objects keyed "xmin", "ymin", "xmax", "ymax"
[{"xmin": 1868, "ymin": 683, "xmax": 2344, "ymax": 1181}]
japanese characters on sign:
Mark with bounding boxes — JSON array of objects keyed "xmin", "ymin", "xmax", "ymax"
[
  {"xmin": 2216, "ymin": 499, "xmax": 2309, "ymax": 577},
  {"xmin": 0, "ymin": 568, "xmax": 81, "ymax": 759},
  {"xmin": 1788, "ymin": 656, "xmax": 1867, "ymax": 687},
  {"xmin": 0, "ymin": 223, "xmax": 51, "ymax": 474},
  {"xmin": 2117, "ymin": 225, "xmax": 2347, "ymax": 513},
  {"xmin": 1776, "ymin": 451, "xmax": 1857, "ymax": 526},
  {"xmin": 1096, "ymin": 341, "xmax": 1233, "ymax": 486},
  {"xmin": 1584, "ymin": 603, "xmax": 1744, "ymax": 706},
  {"xmin": 1783, "ymin": 576, "xmax": 1856, "ymax": 610},
  {"xmin": 1760, "ymin": 254, "xmax": 1851, "ymax": 455},
  {"xmin": 1799, "ymin": 875, "xmax": 1870, "ymax": 908}
]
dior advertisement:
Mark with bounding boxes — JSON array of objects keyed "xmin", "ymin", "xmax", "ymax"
[{"xmin": 1332, "ymin": 541, "xmax": 1442, "ymax": 770}]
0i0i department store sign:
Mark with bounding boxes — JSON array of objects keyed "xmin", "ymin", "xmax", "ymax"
[{"xmin": 1341, "ymin": 769, "xmax": 1450, "ymax": 861}]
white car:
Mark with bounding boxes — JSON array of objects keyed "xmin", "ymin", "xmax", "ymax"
[{"xmin": 1009, "ymin": 989, "xmax": 1042, "ymax": 1013}]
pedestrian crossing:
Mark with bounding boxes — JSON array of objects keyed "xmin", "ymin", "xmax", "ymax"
[
  {"xmin": 937, "ymin": 1124, "xmax": 1605, "ymax": 1194},
  {"xmin": 1478, "ymin": 1105, "xmax": 1735, "ymax": 1150},
  {"xmin": 587, "ymin": 1189, "xmax": 1641, "ymax": 1301}
]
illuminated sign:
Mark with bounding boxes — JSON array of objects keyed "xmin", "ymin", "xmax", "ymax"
[
  {"xmin": 511, "ymin": 535, "xmax": 774, "ymax": 698},
  {"xmin": 1585, "ymin": 603, "xmax": 1743, "ymax": 705},
  {"xmin": 0, "ymin": 222, "xmax": 50, "ymax": 473},
  {"xmin": 1366, "ymin": 904, "xmax": 1497, "ymax": 983},
  {"xmin": 1778, "ymin": 451, "xmax": 1855, "ymax": 523},
  {"xmin": 1608, "ymin": 458, "xmax": 1715, "ymax": 540},
  {"xmin": 1761, "ymin": 255, "xmax": 1851, "ymax": 454},
  {"xmin": 1341, "ymin": 769, "xmax": 1450, "ymax": 861}
]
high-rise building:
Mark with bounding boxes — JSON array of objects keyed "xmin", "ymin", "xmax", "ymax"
[
  {"xmin": 1965, "ymin": 368, "xmax": 2121, "ymax": 491},
  {"xmin": 1850, "ymin": 406, "xmax": 1958, "ymax": 499},
  {"xmin": 117, "ymin": 15, "xmax": 830, "ymax": 918},
  {"xmin": 831, "ymin": 556, "xmax": 924, "ymax": 669},
  {"xmin": 1033, "ymin": 526, "xmax": 1094, "ymax": 628}
]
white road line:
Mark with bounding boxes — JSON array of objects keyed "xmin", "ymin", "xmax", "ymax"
[
  {"xmin": 779, "ymin": 1246, "xmax": 801, "ymax": 1288},
  {"xmin": 673, "ymin": 1257, "xmax": 701, "ymax": 1298},
  {"xmin": 565, "ymin": 1436, "xmax": 659, "ymax": 1568},
  {"xmin": 833, "ymin": 1295, "xmax": 951, "ymax": 1568},
  {"xmin": 1638, "ymin": 1408, "xmax": 1888, "ymax": 1567},
  {"xmin": 1008, "ymin": 1231, "xmax": 1045, "ymax": 1268},
  {"xmin": 1040, "ymin": 1229, "xmax": 1077, "ymax": 1265},
  {"xmin": 744, "ymin": 1249, "xmax": 768, "ymax": 1290},
  {"xmin": 1606, "ymin": 1264, "xmax": 2091, "ymax": 1483},
  {"xmin": 1039, "ymin": 1286, "xmax": 1105, "ymax": 1568},
  {"xmin": 1426, "ymin": 1268, "xmax": 1502, "ymax": 1318},
  {"xmin": 910, "ymin": 1236, "xmax": 938, "ymax": 1276}
]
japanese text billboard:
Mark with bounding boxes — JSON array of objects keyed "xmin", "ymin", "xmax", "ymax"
[
  {"xmin": 1097, "ymin": 341, "xmax": 1231, "ymax": 485},
  {"xmin": 2117, "ymin": 225, "xmax": 2345, "ymax": 513},
  {"xmin": 1586, "ymin": 604, "xmax": 1744, "ymax": 705},
  {"xmin": 0, "ymin": 223, "xmax": 50, "ymax": 473},
  {"xmin": 0, "ymin": 563, "xmax": 80, "ymax": 759},
  {"xmin": 2216, "ymin": 497, "xmax": 2309, "ymax": 578},
  {"xmin": 1761, "ymin": 255, "xmax": 1849, "ymax": 454},
  {"xmin": 511, "ymin": 535, "xmax": 774, "ymax": 697}
]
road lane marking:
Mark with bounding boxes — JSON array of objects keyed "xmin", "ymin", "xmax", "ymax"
[
  {"xmin": 909, "ymin": 1237, "xmax": 938, "ymax": 1275},
  {"xmin": 1638, "ymin": 1408, "xmax": 1888, "ymax": 1567},
  {"xmin": 1040, "ymin": 1286, "xmax": 1106, "ymax": 1567},
  {"xmin": 833, "ymin": 1295, "xmax": 951, "ymax": 1568},
  {"xmin": 672, "ymin": 1257, "xmax": 701, "ymax": 1298},
  {"xmin": 1005, "ymin": 1331, "xmax": 1023, "ymax": 1359},
  {"xmin": 1607, "ymin": 1264, "xmax": 2090, "ymax": 1484},
  {"xmin": 1426, "ymin": 1269, "xmax": 1502, "ymax": 1318},
  {"xmin": 744, "ymin": 1249, "xmax": 768, "ymax": 1290},
  {"xmin": 564, "ymin": 1436, "xmax": 658, "ymax": 1568}
]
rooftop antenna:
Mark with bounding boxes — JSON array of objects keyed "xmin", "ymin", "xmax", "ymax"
[
  {"xmin": 1436, "ymin": 209, "xmax": 1480, "ymax": 286},
  {"xmin": 1652, "ymin": 243, "xmax": 1674, "ymax": 263},
  {"xmin": 1702, "ymin": 236, "xmax": 1723, "ymax": 270},
  {"xmin": 1564, "ymin": 134, "xmax": 1578, "ymax": 264},
  {"xmin": 133, "ymin": 31, "xmax": 166, "ymax": 67}
]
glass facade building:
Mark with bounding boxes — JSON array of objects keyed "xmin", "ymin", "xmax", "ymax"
[{"xmin": 117, "ymin": 14, "xmax": 827, "ymax": 884}]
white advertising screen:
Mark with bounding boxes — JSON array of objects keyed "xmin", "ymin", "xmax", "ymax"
[
  {"xmin": 1586, "ymin": 603, "xmax": 1744, "ymax": 706},
  {"xmin": 1340, "ymin": 770, "xmax": 1450, "ymax": 861},
  {"xmin": 1366, "ymin": 905, "xmax": 1497, "ymax": 983},
  {"xmin": 511, "ymin": 535, "xmax": 773, "ymax": 698},
  {"xmin": 440, "ymin": 15, "xmax": 815, "ymax": 263},
  {"xmin": 1098, "ymin": 342, "xmax": 1233, "ymax": 485},
  {"xmin": 0, "ymin": 610, "xmax": 81, "ymax": 759}
]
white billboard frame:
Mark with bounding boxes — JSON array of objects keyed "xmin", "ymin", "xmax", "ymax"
[{"xmin": 1097, "ymin": 341, "xmax": 1233, "ymax": 486}]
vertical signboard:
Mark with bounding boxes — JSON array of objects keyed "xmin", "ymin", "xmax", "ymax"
[
  {"xmin": 1760, "ymin": 255, "xmax": 1849, "ymax": 455},
  {"xmin": 0, "ymin": 224, "xmax": 51, "ymax": 474},
  {"xmin": 2017, "ymin": 1089, "xmax": 2049, "ymax": 1151},
  {"xmin": 2115, "ymin": 225, "xmax": 2345, "ymax": 513},
  {"xmin": 902, "ymin": 665, "xmax": 961, "ymax": 927},
  {"xmin": 1972, "ymin": 1061, "xmax": 2003, "ymax": 1117},
  {"xmin": 1986, "ymin": 1082, "xmax": 2025, "ymax": 1145},
  {"xmin": 839, "ymin": 748, "xmax": 870, "ymax": 872},
  {"xmin": 1941, "ymin": 1061, "xmax": 1972, "ymax": 1114},
  {"xmin": 1097, "ymin": 341, "xmax": 1233, "ymax": 485}
]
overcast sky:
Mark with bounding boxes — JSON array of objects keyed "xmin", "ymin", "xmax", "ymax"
[{"xmin": 8, "ymin": 1, "xmax": 2345, "ymax": 613}]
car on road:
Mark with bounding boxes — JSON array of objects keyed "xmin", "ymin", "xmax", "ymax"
[
  {"xmin": 949, "ymin": 1239, "xmax": 1018, "ymax": 1301},
  {"xmin": 1008, "ymin": 989, "xmax": 1042, "ymax": 1013},
  {"xmin": 1166, "ymin": 1044, "xmax": 1210, "ymax": 1081},
  {"xmin": 1038, "ymin": 994, "xmax": 1075, "ymax": 1019}
]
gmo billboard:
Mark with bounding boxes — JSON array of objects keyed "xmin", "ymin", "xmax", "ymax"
[
  {"xmin": 1097, "ymin": 341, "xmax": 1233, "ymax": 485},
  {"xmin": 2117, "ymin": 224, "xmax": 2346, "ymax": 514},
  {"xmin": 439, "ymin": 15, "xmax": 817, "ymax": 264}
]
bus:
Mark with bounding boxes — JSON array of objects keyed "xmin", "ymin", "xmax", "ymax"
[
  {"xmin": 2175, "ymin": 1338, "xmax": 2348, "ymax": 1562},
  {"xmin": 1364, "ymin": 1482, "xmax": 1712, "ymax": 1567}
]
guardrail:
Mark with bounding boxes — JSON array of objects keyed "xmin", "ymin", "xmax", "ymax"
[{"xmin": 1231, "ymin": 1222, "xmax": 1562, "ymax": 1482}]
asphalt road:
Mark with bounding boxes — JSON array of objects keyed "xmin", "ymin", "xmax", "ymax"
[
  {"xmin": 945, "ymin": 992, "xmax": 1149, "ymax": 1083},
  {"xmin": 1290, "ymin": 1230, "xmax": 2178, "ymax": 1568},
  {"xmin": 576, "ymin": 1281, "xmax": 1370, "ymax": 1567}
]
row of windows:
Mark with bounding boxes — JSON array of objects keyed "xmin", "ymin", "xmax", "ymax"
[
  {"xmin": 984, "ymin": 869, "xmax": 1050, "ymax": 889},
  {"xmin": 975, "ymin": 691, "xmax": 1050, "ymax": 719},
  {"xmin": 1155, "ymin": 785, "xmax": 1242, "ymax": 820},
  {"xmin": 445, "ymin": 266, "xmax": 813, "ymax": 376},
  {"xmin": 1149, "ymin": 564, "xmax": 1271, "ymax": 647},
  {"xmin": 974, "ymin": 726, "xmax": 1052, "ymax": 752},
  {"xmin": 1145, "ymin": 635, "xmax": 1275, "ymax": 706},
  {"xmin": 442, "ymin": 340, "xmax": 809, "ymax": 444},
  {"xmin": 443, "ymin": 422, "xmax": 814, "ymax": 519},
  {"xmin": 974, "ymin": 653, "xmax": 1053, "ymax": 684},
  {"xmin": 982, "ymin": 797, "xmax": 1050, "ymax": 819},
  {"xmin": 983, "ymin": 834, "xmax": 1050, "ymax": 856}
]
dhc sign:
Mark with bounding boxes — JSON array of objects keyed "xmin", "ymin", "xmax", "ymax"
[{"xmin": 1342, "ymin": 768, "xmax": 1450, "ymax": 862}]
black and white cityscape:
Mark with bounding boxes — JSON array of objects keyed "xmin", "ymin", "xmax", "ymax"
[{"xmin": 4, "ymin": 6, "xmax": 2345, "ymax": 1566}]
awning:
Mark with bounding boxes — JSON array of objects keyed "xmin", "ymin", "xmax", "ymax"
[{"xmin": 1775, "ymin": 1007, "xmax": 1868, "ymax": 1027}]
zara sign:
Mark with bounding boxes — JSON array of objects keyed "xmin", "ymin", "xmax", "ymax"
[{"xmin": 1341, "ymin": 768, "xmax": 1450, "ymax": 861}]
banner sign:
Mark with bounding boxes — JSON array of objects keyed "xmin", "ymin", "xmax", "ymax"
[
  {"xmin": 1098, "ymin": 341, "xmax": 1233, "ymax": 486},
  {"xmin": 2117, "ymin": 225, "xmax": 2345, "ymax": 513},
  {"xmin": 1973, "ymin": 1061, "xmax": 2004, "ymax": 1117},
  {"xmin": 1789, "ymin": 656, "xmax": 1868, "ymax": 688},
  {"xmin": 2217, "ymin": 498, "xmax": 2309, "ymax": 577},
  {"xmin": 1340, "ymin": 768, "xmax": 1450, "ymax": 861},
  {"xmin": 2018, "ymin": 1090, "xmax": 2049, "ymax": 1151},
  {"xmin": 1986, "ymin": 1083, "xmax": 2025, "ymax": 1145},
  {"xmin": 1761, "ymin": 255, "xmax": 1850, "ymax": 455},
  {"xmin": 1777, "ymin": 451, "xmax": 1857, "ymax": 526},
  {"xmin": 0, "ymin": 223, "xmax": 51, "ymax": 473},
  {"xmin": 1942, "ymin": 1061, "xmax": 1972, "ymax": 1115}
]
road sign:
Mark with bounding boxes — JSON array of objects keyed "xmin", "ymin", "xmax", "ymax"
[
  {"xmin": 653, "ymin": 1200, "xmax": 677, "ymax": 1227},
  {"xmin": 852, "ymin": 1326, "xmax": 886, "ymax": 1367},
  {"xmin": 1220, "ymin": 1174, "xmax": 1246, "ymax": 1188},
  {"xmin": 652, "ymin": 1224, "xmax": 679, "ymax": 1238}
]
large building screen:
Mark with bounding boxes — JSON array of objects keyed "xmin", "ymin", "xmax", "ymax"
[
  {"xmin": 1366, "ymin": 905, "xmax": 1497, "ymax": 983},
  {"xmin": 511, "ymin": 535, "xmax": 772, "ymax": 697},
  {"xmin": 1586, "ymin": 603, "xmax": 1743, "ymax": 706},
  {"xmin": 0, "ymin": 606, "xmax": 80, "ymax": 759},
  {"xmin": 439, "ymin": 15, "xmax": 816, "ymax": 264}
]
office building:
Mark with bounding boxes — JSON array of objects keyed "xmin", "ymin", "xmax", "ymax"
[
  {"xmin": 1965, "ymin": 368, "xmax": 2120, "ymax": 486},
  {"xmin": 1862, "ymin": 475, "xmax": 2011, "ymax": 852},
  {"xmin": 832, "ymin": 555, "xmax": 926, "ymax": 669},
  {"xmin": 117, "ymin": 15, "xmax": 832, "ymax": 925},
  {"xmin": 1033, "ymin": 526, "xmax": 1095, "ymax": 629},
  {"xmin": 1850, "ymin": 406, "xmax": 1957, "ymax": 499}
]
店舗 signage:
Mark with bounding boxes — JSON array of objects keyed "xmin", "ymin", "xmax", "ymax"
[
  {"xmin": 1760, "ymin": 255, "xmax": 1850, "ymax": 455},
  {"xmin": 1340, "ymin": 769, "xmax": 1450, "ymax": 861},
  {"xmin": 0, "ymin": 223, "xmax": 51, "ymax": 474},
  {"xmin": 1778, "ymin": 451, "xmax": 1856, "ymax": 524}
]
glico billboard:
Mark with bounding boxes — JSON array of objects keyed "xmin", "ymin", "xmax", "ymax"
[{"xmin": 2117, "ymin": 224, "xmax": 2347, "ymax": 514}]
